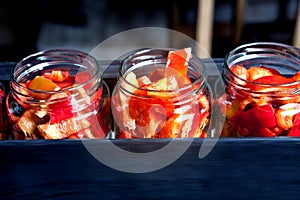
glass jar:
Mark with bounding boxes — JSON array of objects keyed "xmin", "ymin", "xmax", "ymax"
[
  {"xmin": 0, "ymin": 83, "xmax": 8, "ymax": 139},
  {"xmin": 6, "ymin": 49, "xmax": 111, "ymax": 139},
  {"xmin": 216, "ymin": 42, "xmax": 300, "ymax": 137},
  {"xmin": 111, "ymin": 48, "xmax": 212, "ymax": 138}
]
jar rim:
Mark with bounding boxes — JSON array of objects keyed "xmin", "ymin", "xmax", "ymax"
[
  {"xmin": 119, "ymin": 47, "xmax": 207, "ymax": 94},
  {"xmin": 227, "ymin": 42, "xmax": 300, "ymax": 55},
  {"xmin": 224, "ymin": 42, "xmax": 300, "ymax": 86},
  {"xmin": 11, "ymin": 48, "xmax": 102, "ymax": 95}
]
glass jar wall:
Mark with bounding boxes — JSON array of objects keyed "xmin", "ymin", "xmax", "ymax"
[
  {"xmin": 0, "ymin": 83, "xmax": 8, "ymax": 139},
  {"xmin": 216, "ymin": 42, "xmax": 300, "ymax": 137},
  {"xmin": 6, "ymin": 49, "xmax": 111, "ymax": 139},
  {"xmin": 111, "ymin": 48, "xmax": 212, "ymax": 138}
]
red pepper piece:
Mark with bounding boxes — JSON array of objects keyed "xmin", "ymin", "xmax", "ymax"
[
  {"xmin": 55, "ymin": 76, "xmax": 75, "ymax": 89},
  {"xmin": 253, "ymin": 128, "xmax": 277, "ymax": 137},
  {"xmin": 156, "ymin": 115, "xmax": 181, "ymax": 138},
  {"xmin": 292, "ymin": 71, "xmax": 300, "ymax": 81},
  {"xmin": 48, "ymin": 94, "xmax": 73, "ymax": 124},
  {"xmin": 89, "ymin": 113, "xmax": 107, "ymax": 138},
  {"xmin": 230, "ymin": 65, "xmax": 248, "ymax": 80},
  {"xmin": 68, "ymin": 132, "xmax": 83, "ymax": 139},
  {"xmin": 232, "ymin": 104, "xmax": 276, "ymax": 136},
  {"xmin": 118, "ymin": 131, "xmax": 132, "ymax": 139},
  {"xmin": 75, "ymin": 71, "xmax": 104, "ymax": 106},
  {"xmin": 128, "ymin": 90, "xmax": 151, "ymax": 127},
  {"xmin": 129, "ymin": 94, "xmax": 173, "ymax": 127},
  {"xmin": 165, "ymin": 68, "xmax": 192, "ymax": 87},
  {"xmin": 253, "ymin": 75, "xmax": 293, "ymax": 84},
  {"xmin": 166, "ymin": 48, "xmax": 191, "ymax": 78},
  {"xmin": 48, "ymin": 106, "xmax": 73, "ymax": 125},
  {"xmin": 42, "ymin": 70, "xmax": 70, "ymax": 83},
  {"xmin": 165, "ymin": 48, "xmax": 192, "ymax": 86},
  {"xmin": 247, "ymin": 104, "xmax": 276, "ymax": 129},
  {"xmin": 128, "ymin": 78, "xmax": 176, "ymax": 127},
  {"xmin": 249, "ymin": 75, "xmax": 294, "ymax": 92},
  {"xmin": 247, "ymin": 67, "xmax": 274, "ymax": 81},
  {"xmin": 288, "ymin": 113, "xmax": 300, "ymax": 137},
  {"xmin": 75, "ymin": 71, "xmax": 93, "ymax": 90},
  {"xmin": 92, "ymin": 86, "xmax": 103, "ymax": 107}
]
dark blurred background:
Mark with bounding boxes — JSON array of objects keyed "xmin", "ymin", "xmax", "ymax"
[{"xmin": 0, "ymin": 0, "xmax": 299, "ymax": 62}]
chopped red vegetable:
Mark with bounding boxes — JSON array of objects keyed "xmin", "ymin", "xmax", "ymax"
[
  {"xmin": 222, "ymin": 64, "xmax": 300, "ymax": 137},
  {"xmin": 232, "ymin": 104, "xmax": 276, "ymax": 136},
  {"xmin": 42, "ymin": 70, "xmax": 70, "ymax": 83},
  {"xmin": 118, "ymin": 48, "xmax": 209, "ymax": 138}
]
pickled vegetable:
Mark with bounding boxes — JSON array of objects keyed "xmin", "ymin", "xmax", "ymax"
[
  {"xmin": 219, "ymin": 64, "xmax": 300, "ymax": 137},
  {"xmin": 7, "ymin": 70, "xmax": 110, "ymax": 139},
  {"xmin": 113, "ymin": 48, "xmax": 210, "ymax": 138}
]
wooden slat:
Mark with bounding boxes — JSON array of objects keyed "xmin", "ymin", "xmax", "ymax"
[
  {"xmin": 195, "ymin": 0, "xmax": 215, "ymax": 58},
  {"xmin": 234, "ymin": 0, "xmax": 247, "ymax": 46},
  {"xmin": 2, "ymin": 138, "xmax": 300, "ymax": 199},
  {"xmin": 293, "ymin": 1, "xmax": 300, "ymax": 48}
]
